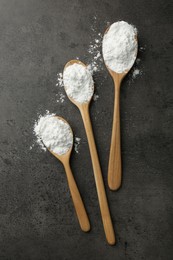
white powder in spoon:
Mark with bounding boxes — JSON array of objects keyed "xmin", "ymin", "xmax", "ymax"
[
  {"xmin": 34, "ymin": 114, "xmax": 73, "ymax": 155},
  {"xmin": 63, "ymin": 63, "xmax": 94, "ymax": 103},
  {"xmin": 102, "ymin": 21, "xmax": 138, "ymax": 73}
]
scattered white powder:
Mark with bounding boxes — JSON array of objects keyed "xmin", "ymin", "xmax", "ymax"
[
  {"xmin": 136, "ymin": 58, "xmax": 141, "ymax": 64},
  {"xmin": 56, "ymin": 73, "xmax": 63, "ymax": 88},
  {"xmin": 55, "ymin": 72, "xmax": 66, "ymax": 103},
  {"xmin": 87, "ymin": 62, "xmax": 98, "ymax": 74},
  {"xmin": 34, "ymin": 113, "xmax": 73, "ymax": 155},
  {"xmin": 57, "ymin": 93, "xmax": 65, "ymax": 103},
  {"xmin": 94, "ymin": 52, "xmax": 101, "ymax": 60},
  {"xmin": 29, "ymin": 144, "xmax": 34, "ymax": 150},
  {"xmin": 87, "ymin": 30, "xmax": 103, "ymax": 75},
  {"xmin": 132, "ymin": 69, "xmax": 140, "ymax": 79},
  {"xmin": 93, "ymin": 93, "xmax": 99, "ymax": 101},
  {"xmin": 102, "ymin": 21, "xmax": 138, "ymax": 73},
  {"xmin": 63, "ymin": 63, "xmax": 94, "ymax": 103},
  {"xmin": 139, "ymin": 46, "xmax": 145, "ymax": 52},
  {"xmin": 74, "ymin": 137, "xmax": 81, "ymax": 154}
]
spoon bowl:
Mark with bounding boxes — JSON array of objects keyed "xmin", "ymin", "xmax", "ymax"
[{"xmin": 103, "ymin": 25, "xmax": 138, "ymax": 191}]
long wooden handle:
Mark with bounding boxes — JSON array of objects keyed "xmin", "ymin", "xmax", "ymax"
[
  {"xmin": 108, "ymin": 76, "xmax": 121, "ymax": 190},
  {"xmin": 64, "ymin": 162, "xmax": 90, "ymax": 232},
  {"xmin": 80, "ymin": 105, "xmax": 115, "ymax": 245}
]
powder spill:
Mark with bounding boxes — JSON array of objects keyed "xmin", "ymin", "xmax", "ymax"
[
  {"xmin": 29, "ymin": 144, "xmax": 34, "ymax": 150},
  {"xmin": 63, "ymin": 63, "xmax": 94, "ymax": 103},
  {"xmin": 56, "ymin": 72, "xmax": 63, "ymax": 88},
  {"xmin": 136, "ymin": 58, "xmax": 141, "ymax": 64},
  {"xmin": 139, "ymin": 46, "xmax": 145, "ymax": 52},
  {"xmin": 55, "ymin": 72, "xmax": 65, "ymax": 103},
  {"xmin": 33, "ymin": 112, "xmax": 73, "ymax": 155},
  {"xmin": 87, "ymin": 30, "xmax": 103, "ymax": 75},
  {"xmin": 102, "ymin": 21, "xmax": 138, "ymax": 73},
  {"xmin": 93, "ymin": 93, "xmax": 99, "ymax": 101},
  {"xmin": 87, "ymin": 62, "xmax": 98, "ymax": 75},
  {"xmin": 132, "ymin": 69, "xmax": 140, "ymax": 79},
  {"xmin": 57, "ymin": 93, "xmax": 65, "ymax": 103},
  {"xmin": 74, "ymin": 137, "xmax": 81, "ymax": 154}
]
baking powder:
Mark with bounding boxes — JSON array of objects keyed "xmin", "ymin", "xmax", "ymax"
[
  {"xmin": 102, "ymin": 21, "xmax": 137, "ymax": 73},
  {"xmin": 63, "ymin": 63, "xmax": 94, "ymax": 103}
]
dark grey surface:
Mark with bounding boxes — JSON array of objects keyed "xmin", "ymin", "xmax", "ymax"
[{"xmin": 0, "ymin": 0, "xmax": 173, "ymax": 259}]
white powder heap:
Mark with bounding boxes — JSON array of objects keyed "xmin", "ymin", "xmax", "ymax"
[
  {"xmin": 34, "ymin": 114, "xmax": 73, "ymax": 155},
  {"xmin": 63, "ymin": 63, "xmax": 94, "ymax": 103},
  {"xmin": 102, "ymin": 21, "xmax": 138, "ymax": 73}
]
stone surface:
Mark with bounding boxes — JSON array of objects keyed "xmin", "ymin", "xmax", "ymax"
[{"xmin": 0, "ymin": 0, "xmax": 173, "ymax": 259}]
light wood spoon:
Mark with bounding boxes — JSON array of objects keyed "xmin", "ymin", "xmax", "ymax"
[
  {"xmin": 63, "ymin": 61, "xmax": 116, "ymax": 245},
  {"xmin": 44, "ymin": 116, "xmax": 90, "ymax": 232},
  {"xmin": 103, "ymin": 27, "xmax": 138, "ymax": 191}
]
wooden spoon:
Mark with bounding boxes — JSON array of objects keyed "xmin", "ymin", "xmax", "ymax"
[
  {"xmin": 63, "ymin": 61, "xmax": 116, "ymax": 245},
  {"xmin": 103, "ymin": 27, "xmax": 138, "ymax": 191},
  {"xmin": 44, "ymin": 116, "xmax": 90, "ymax": 232}
]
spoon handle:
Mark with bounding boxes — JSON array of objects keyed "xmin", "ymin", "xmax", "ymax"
[
  {"xmin": 108, "ymin": 77, "xmax": 121, "ymax": 190},
  {"xmin": 64, "ymin": 162, "xmax": 90, "ymax": 232},
  {"xmin": 80, "ymin": 104, "xmax": 115, "ymax": 245}
]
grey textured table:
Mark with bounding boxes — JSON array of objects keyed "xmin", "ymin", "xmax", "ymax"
[{"xmin": 0, "ymin": 0, "xmax": 173, "ymax": 259}]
